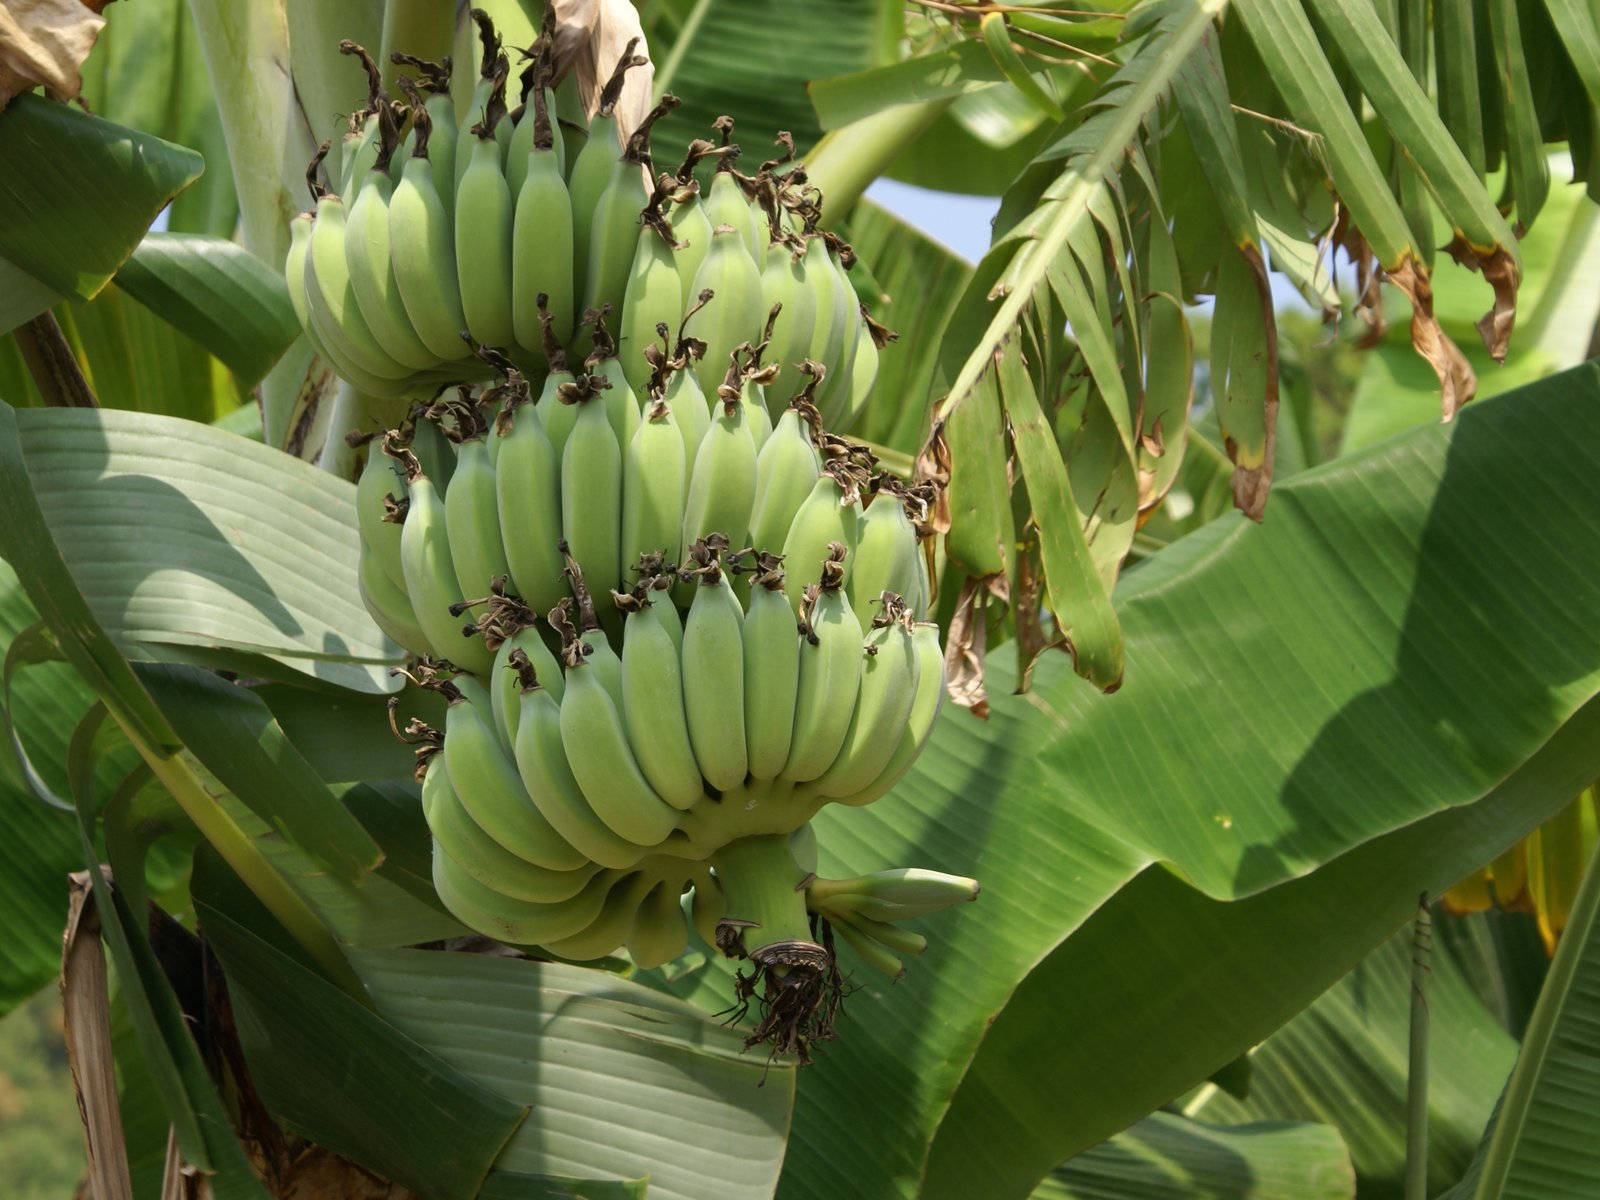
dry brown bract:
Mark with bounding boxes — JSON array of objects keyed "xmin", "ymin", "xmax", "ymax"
[
  {"xmin": 0, "ymin": 0, "xmax": 109, "ymax": 110},
  {"xmin": 548, "ymin": 0, "xmax": 654, "ymax": 142}
]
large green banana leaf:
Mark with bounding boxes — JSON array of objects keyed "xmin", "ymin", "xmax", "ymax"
[{"xmin": 736, "ymin": 361, "xmax": 1600, "ymax": 1199}]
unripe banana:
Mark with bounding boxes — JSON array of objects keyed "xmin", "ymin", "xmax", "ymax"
[
  {"xmin": 432, "ymin": 847, "xmax": 616, "ymax": 946},
  {"xmin": 703, "ymin": 167, "xmax": 762, "ymax": 260},
  {"xmin": 339, "ymin": 110, "xmax": 383, "ymax": 201},
  {"xmin": 422, "ymin": 752, "xmax": 595, "ymax": 903},
  {"xmin": 553, "ymin": 69, "xmax": 588, "ymax": 172},
  {"xmin": 680, "ymin": 380, "xmax": 758, "ymax": 563},
  {"xmin": 848, "ymin": 489, "xmax": 924, "ymax": 627},
  {"xmin": 455, "ymin": 132, "xmax": 517, "ymax": 351},
  {"xmin": 582, "ymin": 156, "xmax": 651, "ymax": 333},
  {"xmin": 532, "ymin": 302, "xmax": 579, "ymax": 455},
  {"xmin": 839, "ymin": 311, "xmax": 883, "ymax": 432},
  {"xmin": 816, "ymin": 254, "xmax": 862, "ymax": 426},
  {"xmin": 398, "ymin": 459, "xmax": 494, "ymax": 674},
  {"xmin": 740, "ymin": 364, "xmax": 774, "ymax": 450},
  {"xmin": 664, "ymin": 350, "xmax": 711, "ymax": 460},
  {"xmin": 355, "ymin": 437, "xmax": 409, "ymax": 589},
  {"xmin": 759, "ymin": 241, "xmax": 815, "ymax": 410},
  {"xmin": 749, "ymin": 402, "xmax": 822, "ymax": 558},
  {"xmin": 843, "ymin": 621, "xmax": 946, "ymax": 807},
  {"xmin": 742, "ymin": 557, "xmax": 800, "ymax": 780},
  {"xmin": 780, "ymin": 466, "xmax": 859, "ymax": 612},
  {"xmin": 827, "ymin": 915, "xmax": 905, "ymax": 980},
  {"xmin": 619, "ymin": 597, "xmax": 705, "ymax": 810},
  {"xmin": 389, "ymin": 90, "xmax": 472, "ymax": 362},
  {"xmin": 810, "ymin": 866, "xmax": 979, "ymax": 912},
  {"xmin": 620, "ymin": 205, "xmax": 686, "ymax": 396},
  {"xmin": 586, "ymin": 326, "xmax": 643, "ymax": 455},
  {"xmin": 494, "ymin": 399, "xmax": 567, "ymax": 615},
  {"xmin": 799, "ymin": 235, "xmax": 842, "ymax": 387},
  {"xmin": 782, "ymin": 557, "xmax": 863, "ymax": 782},
  {"xmin": 504, "ymin": 41, "xmax": 563, "ymax": 195},
  {"xmin": 567, "ymin": 41, "xmax": 646, "ymax": 304},
  {"xmin": 621, "ymin": 399, "xmax": 687, "ymax": 583},
  {"xmin": 811, "ymin": 606, "xmax": 921, "ymax": 799},
  {"xmin": 558, "ymin": 652, "xmax": 683, "ymax": 846},
  {"xmin": 627, "ymin": 880, "xmax": 689, "ymax": 968},
  {"xmin": 422, "ymin": 91, "xmax": 458, "ymax": 221},
  {"xmin": 689, "ymin": 229, "xmax": 763, "ymax": 395},
  {"xmin": 442, "ymin": 681, "xmax": 587, "ymax": 870},
  {"xmin": 454, "ymin": 13, "xmax": 508, "ymax": 184},
  {"xmin": 512, "ymin": 678, "xmax": 648, "ymax": 871},
  {"xmin": 305, "ymin": 194, "xmax": 411, "ymax": 381},
  {"xmin": 358, "ymin": 544, "xmax": 431, "ymax": 658},
  {"xmin": 540, "ymin": 870, "xmax": 656, "ymax": 961},
  {"xmin": 444, "ymin": 434, "xmax": 513, "ymax": 603},
  {"xmin": 344, "ymin": 157, "xmax": 439, "ymax": 371},
  {"xmin": 680, "ymin": 544, "xmax": 747, "ymax": 792},
  {"xmin": 835, "ymin": 910, "xmax": 928, "ymax": 958},
  {"xmin": 489, "ymin": 618, "xmax": 561, "ymax": 748},
  {"xmin": 560, "ymin": 380, "xmax": 623, "ymax": 605},
  {"xmin": 409, "ymin": 412, "xmax": 456, "ymax": 492},
  {"xmin": 284, "ymin": 212, "xmax": 316, "ymax": 333},
  {"xmin": 510, "ymin": 77, "xmax": 574, "ymax": 352},
  {"xmin": 579, "ymin": 626, "xmax": 625, "ymax": 712},
  {"xmin": 672, "ymin": 188, "xmax": 714, "ymax": 306}
]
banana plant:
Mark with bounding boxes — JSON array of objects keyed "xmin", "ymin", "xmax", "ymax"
[{"xmin": 5, "ymin": 1, "xmax": 1600, "ymax": 1198}]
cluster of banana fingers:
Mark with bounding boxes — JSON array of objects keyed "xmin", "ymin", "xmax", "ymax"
[
  {"xmin": 323, "ymin": 8, "xmax": 976, "ymax": 1058},
  {"xmin": 285, "ymin": 7, "xmax": 886, "ymax": 435}
]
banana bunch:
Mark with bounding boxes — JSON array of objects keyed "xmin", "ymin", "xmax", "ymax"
[
  {"xmin": 334, "ymin": 9, "xmax": 963, "ymax": 1057},
  {"xmin": 283, "ymin": 8, "xmax": 892, "ymax": 432}
]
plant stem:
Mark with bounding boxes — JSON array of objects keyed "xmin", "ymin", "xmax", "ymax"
[
  {"xmin": 804, "ymin": 100, "xmax": 954, "ymax": 225},
  {"xmin": 710, "ymin": 833, "xmax": 816, "ymax": 951},
  {"xmin": 1404, "ymin": 894, "xmax": 1431, "ymax": 1200},
  {"xmin": 14, "ymin": 313, "xmax": 98, "ymax": 407}
]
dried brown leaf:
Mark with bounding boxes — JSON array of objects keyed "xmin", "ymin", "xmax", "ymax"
[
  {"xmin": 1388, "ymin": 255, "xmax": 1476, "ymax": 419},
  {"xmin": 1443, "ymin": 237, "xmax": 1520, "ymax": 363},
  {"xmin": 943, "ymin": 576, "xmax": 990, "ymax": 719},
  {"xmin": 0, "ymin": 0, "xmax": 107, "ymax": 109},
  {"xmin": 549, "ymin": 0, "xmax": 653, "ymax": 144},
  {"xmin": 1229, "ymin": 243, "xmax": 1278, "ymax": 522}
]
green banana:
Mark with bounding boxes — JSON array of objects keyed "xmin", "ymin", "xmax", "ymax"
[
  {"xmin": 305, "ymin": 193, "xmax": 411, "ymax": 381},
  {"xmin": 559, "ymin": 377, "xmax": 623, "ymax": 606},
  {"xmin": 672, "ymin": 184, "xmax": 714, "ymax": 305},
  {"xmin": 780, "ymin": 463, "xmax": 860, "ymax": 612},
  {"xmin": 422, "ymin": 752, "xmax": 595, "ymax": 903},
  {"xmin": 494, "ymin": 397, "xmax": 567, "ymax": 615},
  {"xmin": 454, "ymin": 10, "xmax": 507, "ymax": 185},
  {"xmin": 358, "ymin": 543, "xmax": 431, "ymax": 658},
  {"xmin": 798, "ymin": 235, "xmax": 843, "ymax": 392},
  {"xmin": 345, "ymin": 161, "xmax": 439, "ymax": 371},
  {"xmin": 557, "ymin": 644, "xmax": 683, "ymax": 846},
  {"xmin": 532, "ymin": 300, "xmax": 579, "ymax": 455},
  {"xmin": 586, "ymin": 318, "xmax": 642, "ymax": 455},
  {"xmin": 827, "ymin": 915, "xmax": 905, "ymax": 980},
  {"xmin": 539, "ymin": 870, "xmax": 657, "ymax": 961},
  {"xmin": 443, "ymin": 679, "xmax": 587, "ymax": 871},
  {"xmin": 842, "ymin": 621, "xmax": 946, "ymax": 807},
  {"xmin": 398, "ymin": 452, "xmax": 494, "ymax": 674},
  {"xmin": 513, "ymin": 676, "xmax": 649, "ymax": 870},
  {"xmin": 432, "ymin": 847, "xmax": 616, "ymax": 946},
  {"xmin": 454, "ymin": 69, "xmax": 517, "ymax": 352},
  {"xmin": 510, "ymin": 67, "xmax": 574, "ymax": 351},
  {"xmin": 679, "ymin": 368, "xmax": 758, "ymax": 562},
  {"xmin": 703, "ymin": 164, "xmax": 762, "ymax": 260},
  {"xmin": 680, "ymin": 541, "xmax": 748, "ymax": 792},
  {"xmin": 619, "ymin": 594, "xmax": 705, "ymax": 810},
  {"xmin": 742, "ymin": 555, "xmax": 800, "ymax": 780},
  {"xmin": 620, "ymin": 399, "xmax": 688, "ymax": 584},
  {"xmin": 389, "ymin": 86, "xmax": 472, "ymax": 362},
  {"xmin": 810, "ymin": 867, "xmax": 979, "ymax": 913},
  {"xmin": 443, "ymin": 431, "xmax": 513, "ymax": 604},
  {"xmin": 782, "ymin": 552, "xmax": 864, "ymax": 782},
  {"xmin": 567, "ymin": 40, "xmax": 647, "ymax": 307},
  {"xmin": 749, "ymin": 395, "xmax": 822, "ymax": 558},
  {"xmin": 811, "ymin": 603, "xmax": 921, "ymax": 799},
  {"xmin": 689, "ymin": 226, "xmax": 763, "ymax": 395},
  {"xmin": 581, "ymin": 101, "xmax": 673, "ymax": 335},
  {"xmin": 627, "ymin": 880, "xmax": 689, "ymax": 968},
  {"xmin": 338, "ymin": 108, "xmax": 382, "ymax": 201},
  {"xmin": 847, "ymin": 486, "xmax": 924, "ymax": 627},
  {"xmin": 839, "ymin": 308, "xmax": 885, "ymax": 432},
  {"xmin": 759, "ymin": 239, "xmax": 815, "ymax": 409},
  {"xmin": 355, "ymin": 435, "xmax": 408, "ymax": 589},
  {"xmin": 816, "ymin": 250, "xmax": 863, "ymax": 426},
  {"xmin": 619, "ymin": 182, "xmax": 688, "ymax": 396},
  {"xmin": 488, "ymin": 615, "xmax": 561, "ymax": 748},
  {"xmin": 553, "ymin": 67, "xmax": 588, "ymax": 171},
  {"xmin": 662, "ymin": 333, "xmax": 711, "ymax": 458}
]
